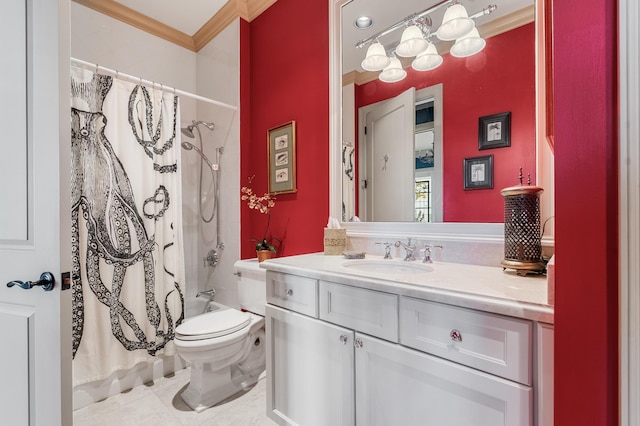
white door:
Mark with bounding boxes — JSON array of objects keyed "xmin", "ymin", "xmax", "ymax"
[
  {"xmin": 266, "ymin": 305, "xmax": 355, "ymax": 426},
  {"xmin": 359, "ymin": 87, "xmax": 415, "ymax": 221},
  {"xmin": 355, "ymin": 333, "xmax": 532, "ymax": 426},
  {"xmin": 0, "ymin": 0, "xmax": 70, "ymax": 425}
]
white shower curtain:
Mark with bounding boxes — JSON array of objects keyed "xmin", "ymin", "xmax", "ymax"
[{"xmin": 70, "ymin": 66, "xmax": 185, "ymax": 385}]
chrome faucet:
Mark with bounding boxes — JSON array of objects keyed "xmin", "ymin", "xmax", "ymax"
[
  {"xmin": 196, "ymin": 289, "xmax": 216, "ymax": 300},
  {"xmin": 376, "ymin": 242, "xmax": 393, "ymax": 259},
  {"xmin": 395, "ymin": 237, "xmax": 416, "ymax": 261}
]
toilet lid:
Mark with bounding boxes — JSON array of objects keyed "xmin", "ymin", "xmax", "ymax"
[{"xmin": 176, "ymin": 309, "xmax": 251, "ymax": 341}]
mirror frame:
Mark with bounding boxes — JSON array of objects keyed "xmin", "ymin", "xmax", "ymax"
[{"xmin": 329, "ymin": 0, "xmax": 505, "ymax": 243}]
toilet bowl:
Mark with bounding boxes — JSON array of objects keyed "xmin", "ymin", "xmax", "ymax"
[{"xmin": 174, "ymin": 259, "xmax": 266, "ymax": 413}]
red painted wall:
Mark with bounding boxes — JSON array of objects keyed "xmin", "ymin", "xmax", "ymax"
[
  {"xmin": 553, "ymin": 0, "xmax": 619, "ymax": 424},
  {"xmin": 241, "ymin": 0, "xmax": 329, "ymax": 259},
  {"xmin": 355, "ymin": 24, "xmax": 536, "ymax": 223},
  {"xmin": 243, "ymin": 0, "xmax": 620, "ymax": 423}
]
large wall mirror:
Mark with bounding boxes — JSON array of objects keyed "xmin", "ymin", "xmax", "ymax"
[{"xmin": 329, "ymin": 0, "xmax": 554, "ymax": 241}]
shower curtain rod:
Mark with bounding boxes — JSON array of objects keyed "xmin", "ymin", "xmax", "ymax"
[{"xmin": 70, "ymin": 57, "xmax": 238, "ymax": 112}]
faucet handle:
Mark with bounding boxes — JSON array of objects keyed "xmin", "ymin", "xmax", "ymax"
[
  {"xmin": 422, "ymin": 244, "xmax": 443, "ymax": 263},
  {"xmin": 375, "ymin": 242, "xmax": 393, "ymax": 259},
  {"xmin": 203, "ymin": 249, "xmax": 219, "ymax": 268}
]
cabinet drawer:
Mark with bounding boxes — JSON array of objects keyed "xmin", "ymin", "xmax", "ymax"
[
  {"xmin": 267, "ymin": 271, "xmax": 318, "ymax": 317},
  {"xmin": 400, "ymin": 297, "xmax": 532, "ymax": 385},
  {"xmin": 319, "ymin": 281, "xmax": 398, "ymax": 342}
]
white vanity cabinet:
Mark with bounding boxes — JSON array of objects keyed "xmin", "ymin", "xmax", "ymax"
[
  {"xmin": 265, "ymin": 269, "xmax": 552, "ymax": 426},
  {"xmin": 266, "ymin": 304, "xmax": 355, "ymax": 426},
  {"xmin": 354, "ymin": 333, "xmax": 532, "ymax": 426}
]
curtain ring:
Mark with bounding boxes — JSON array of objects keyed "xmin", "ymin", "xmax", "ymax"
[
  {"xmin": 115, "ymin": 69, "xmax": 119, "ymax": 80},
  {"xmin": 95, "ymin": 63, "xmax": 99, "ymax": 74}
]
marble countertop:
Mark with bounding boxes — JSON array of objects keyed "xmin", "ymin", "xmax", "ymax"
[{"xmin": 260, "ymin": 253, "xmax": 554, "ymax": 323}]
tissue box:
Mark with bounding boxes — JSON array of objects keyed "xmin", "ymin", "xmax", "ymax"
[
  {"xmin": 546, "ymin": 255, "xmax": 555, "ymax": 306},
  {"xmin": 324, "ymin": 228, "xmax": 346, "ymax": 255}
]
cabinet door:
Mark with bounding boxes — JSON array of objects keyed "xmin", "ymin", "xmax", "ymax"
[
  {"xmin": 355, "ymin": 333, "xmax": 532, "ymax": 426},
  {"xmin": 266, "ymin": 305, "xmax": 355, "ymax": 426}
]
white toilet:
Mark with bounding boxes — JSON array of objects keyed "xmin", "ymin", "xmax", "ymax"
[{"xmin": 174, "ymin": 259, "xmax": 266, "ymax": 413}]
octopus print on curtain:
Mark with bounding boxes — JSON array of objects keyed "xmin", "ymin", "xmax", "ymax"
[{"xmin": 70, "ymin": 66, "xmax": 185, "ymax": 385}]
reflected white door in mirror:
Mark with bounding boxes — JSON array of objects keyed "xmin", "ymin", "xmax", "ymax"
[{"xmin": 349, "ymin": 84, "xmax": 443, "ymax": 223}]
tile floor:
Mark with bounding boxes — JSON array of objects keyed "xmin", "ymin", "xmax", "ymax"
[{"xmin": 73, "ymin": 368, "xmax": 276, "ymax": 426}]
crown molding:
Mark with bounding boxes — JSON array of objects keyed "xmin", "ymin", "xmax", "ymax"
[
  {"xmin": 73, "ymin": 0, "xmax": 278, "ymax": 52},
  {"xmin": 344, "ymin": 5, "xmax": 535, "ymax": 86},
  {"xmin": 193, "ymin": 0, "xmax": 240, "ymax": 51},
  {"xmin": 73, "ymin": 0, "xmax": 196, "ymax": 51},
  {"xmin": 480, "ymin": 4, "xmax": 535, "ymax": 40}
]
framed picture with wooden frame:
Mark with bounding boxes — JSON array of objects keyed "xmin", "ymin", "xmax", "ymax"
[
  {"xmin": 268, "ymin": 121, "xmax": 297, "ymax": 194},
  {"xmin": 478, "ymin": 112, "xmax": 511, "ymax": 150},
  {"xmin": 463, "ymin": 155, "xmax": 494, "ymax": 190}
]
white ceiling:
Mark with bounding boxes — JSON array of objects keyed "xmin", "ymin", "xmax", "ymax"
[
  {"xmin": 341, "ymin": 0, "xmax": 533, "ymax": 74},
  {"xmin": 116, "ymin": 0, "xmax": 228, "ymax": 34}
]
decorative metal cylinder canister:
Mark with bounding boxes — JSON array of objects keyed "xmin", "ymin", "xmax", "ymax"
[{"xmin": 500, "ymin": 184, "xmax": 545, "ymax": 276}]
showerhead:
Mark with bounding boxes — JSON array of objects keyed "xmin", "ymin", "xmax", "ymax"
[
  {"xmin": 181, "ymin": 127, "xmax": 195, "ymax": 138},
  {"xmin": 180, "ymin": 120, "xmax": 215, "ymax": 138}
]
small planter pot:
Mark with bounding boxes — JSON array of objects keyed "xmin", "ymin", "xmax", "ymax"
[{"xmin": 257, "ymin": 250, "xmax": 273, "ymax": 262}]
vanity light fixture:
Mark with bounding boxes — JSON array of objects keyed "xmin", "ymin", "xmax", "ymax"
[
  {"xmin": 361, "ymin": 41, "xmax": 391, "ymax": 71},
  {"xmin": 411, "ymin": 43, "xmax": 444, "ymax": 71},
  {"xmin": 378, "ymin": 55, "xmax": 407, "ymax": 83},
  {"xmin": 435, "ymin": 3, "xmax": 474, "ymax": 41},
  {"xmin": 357, "ymin": 0, "xmax": 496, "ymax": 83},
  {"xmin": 450, "ymin": 27, "xmax": 486, "ymax": 57},
  {"xmin": 396, "ymin": 25, "xmax": 429, "ymax": 57}
]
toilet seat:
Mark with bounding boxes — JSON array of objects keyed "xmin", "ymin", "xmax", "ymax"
[{"xmin": 176, "ymin": 309, "xmax": 251, "ymax": 341}]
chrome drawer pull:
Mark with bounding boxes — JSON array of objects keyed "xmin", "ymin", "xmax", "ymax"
[
  {"xmin": 354, "ymin": 338, "xmax": 363, "ymax": 348},
  {"xmin": 450, "ymin": 329, "xmax": 462, "ymax": 342},
  {"xmin": 286, "ymin": 289, "xmax": 293, "ymax": 296},
  {"xmin": 339, "ymin": 335, "xmax": 348, "ymax": 345}
]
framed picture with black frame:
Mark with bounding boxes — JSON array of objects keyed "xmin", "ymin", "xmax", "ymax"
[
  {"xmin": 464, "ymin": 155, "xmax": 494, "ymax": 190},
  {"xmin": 267, "ymin": 121, "xmax": 297, "ymax": 194},
  {"xmin": 478, "ymin": 112, "xmax": 511, "ymax": 150}
]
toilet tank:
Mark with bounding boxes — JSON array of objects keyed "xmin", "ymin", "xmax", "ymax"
[{"xmin": 234, "ymin": 259, "xmax": 267, "ymax": 316}]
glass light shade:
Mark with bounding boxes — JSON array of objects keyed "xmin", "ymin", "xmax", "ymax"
[
  {"xmin": 450, "ymin": 28, "xmax": 486, "ymax": 57},
  {"xmin": 361, "ymin": 42, "xmax": 391, "ymax": 71},
  {"xmin": 411, "ymin": 43, "xmax": 443, "ymax": 71},
  {"xmin": 395, "ymin": 25, "xmax": 429, "ymax": 57},
  {"xmin": 436, "ymin": 3, "xmax": 474, "ymax": 41},
  {"xmin": 378, "ymin": 57, "xmax": 407, "ymax": 83}
]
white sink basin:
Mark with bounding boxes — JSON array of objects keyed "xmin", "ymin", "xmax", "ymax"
[{"xmin": 341, "ymin": 259, "xmax": 434, "ymax": 275}]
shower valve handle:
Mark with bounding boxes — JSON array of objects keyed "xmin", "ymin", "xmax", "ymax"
[{"xmin": 203, "ymin": 249, "xmax": 219, "ymax": 268}]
